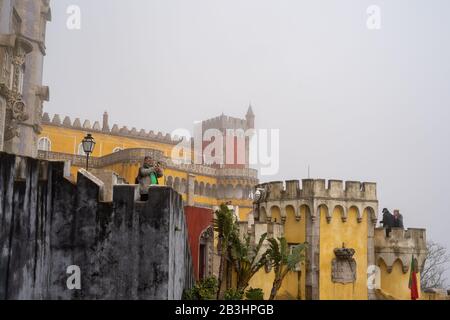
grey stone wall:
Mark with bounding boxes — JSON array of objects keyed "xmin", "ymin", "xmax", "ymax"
[{"xmin": 0, "ymin": 151, "xmax": 194, "ymax": 300}]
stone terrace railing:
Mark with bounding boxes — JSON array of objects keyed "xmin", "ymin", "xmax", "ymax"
[{"xmin": 38, "ymin": 148, "xmax": 259, "ymax": 180}]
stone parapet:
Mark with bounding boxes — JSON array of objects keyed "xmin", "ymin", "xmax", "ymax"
[
  {"xmin": 42, "ymin": 112, "xmax": 182, "ymax": 145},
  {"xmin": 38, "ymin": 148, "xmax": 258, "ymax": 180},
  {"xmin": 257, "ymin": 179, "xmax": 377, "ymax": 202},
  {"xmin": 255, "ymin": 179, "xmax": 378, "ymax": 224},
  {"xmin": 374, "ymin": 227, "xmax": 427, "ymax": 273}
]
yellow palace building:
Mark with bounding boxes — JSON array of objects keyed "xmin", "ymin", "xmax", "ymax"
[
  {"xmin": 37, "ymin": 107, "xmax": 429, "ymax": 300},
  {"xmin": 37, "ymin": 107, "xmax": 258, "ymax": 220}
]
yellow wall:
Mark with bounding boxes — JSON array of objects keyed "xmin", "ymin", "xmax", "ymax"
[
  {"xmin": 279, "ymin": 205, "xmax": 306, "ymax": 300},
  {"xmin": 379, "ymin": 259, "xmax": 421, "ymax": 300},
  {"xmin": 40, "ymin": 125, "xmax": 175, "ymax": 157},
  {"xmin": 319, "ymin": 206, "xmax": 368, "ymax": 300},
  {"xmin": 248, "ymin": 268, "xmax": 276, "ymax": 300},
  {"xmin": 271, "ymin": 206, "xmax": 281, "ymax": 223},
  {"xmin": 246, "ymin": 205, "xmax": 307, "ymax": 300},
  {"xmin": 40, "ymin": 124, "xmax": 254, "ymax": 211},
  {"xmin": 238, "ymin": 207, "xmax": 252, "ymax": 221}
]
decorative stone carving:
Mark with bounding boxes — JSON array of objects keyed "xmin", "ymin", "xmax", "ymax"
[
  {"xmin": 199, "ymin": 226, "xmax": 215, "ymax": 278},
  {"xmin": 4, "ymin": 99, "xmax": 29, "ymax": 141},
  {"xmin": 331, "ymin": 246, "xmax": 357, "ymax": 284},
  {"xmin": 200, "ymin": 226, "xmax": 214, "ymax": 241}
]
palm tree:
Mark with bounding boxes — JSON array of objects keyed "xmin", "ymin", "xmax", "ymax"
[
  {"xmin": 213, "ymin": 204, "xmax": 237, "ymax": 299},
  {"xmin": 230, "ymin": 232, "xmax": 268, "ymax": 292},
  {"xmin": 265, "ymin": 237, "xmax": 307, "ymax": 300}
]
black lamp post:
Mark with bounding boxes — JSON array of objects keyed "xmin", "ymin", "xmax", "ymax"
[{"xmin": 82, "ymin": 133, "xmax": 96, "ymax": 170}]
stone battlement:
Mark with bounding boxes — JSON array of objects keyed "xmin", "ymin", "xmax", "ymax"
[
  {"xmin": 202, "ymin": 113, "xmax": 249, "ymax": 131},
  {"xmin": 42, "ymin": 112, "xmax": 182, "ymax": 145},
  {"xmin": 257, "ymin": 179, "xmax": 377, "ymax": 202},
  {"xmin": 374, "ymin": 227, "xmax": 427, "ymax": 273}
]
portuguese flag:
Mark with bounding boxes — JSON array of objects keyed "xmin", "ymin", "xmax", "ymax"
[{"xmin": 408, "ymin": 255, "xmax": 419, "ymax": 300}]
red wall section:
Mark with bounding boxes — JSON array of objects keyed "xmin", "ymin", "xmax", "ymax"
[{"xmin": 184, "ymin": 206, "xmax": 214, "ymax": 281}]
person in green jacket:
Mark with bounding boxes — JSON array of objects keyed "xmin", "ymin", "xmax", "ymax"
[{"xmin": 138, "ymin": 156, "xmax": 164, "ymax": 201}]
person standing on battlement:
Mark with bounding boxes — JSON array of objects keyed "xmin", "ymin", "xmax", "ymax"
[
  {"xmin": 381, "ymin": 208, "xmax": 394, "ymax": 237},
  {"xmin": 138, "ymin": 156, "xmax": 164, "ymax": 201},
  {"xmin": 393, "ymin": 209, "xmax": 404, "ymax": 229}
]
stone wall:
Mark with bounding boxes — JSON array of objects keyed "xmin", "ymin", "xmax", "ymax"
[
  {"xmin": 0, "ymin": 0, "xmax": 51, "ymax": 157},
  {"xmin": 0, "ymin": 152, "xmax": 194, "ymax": 300}
]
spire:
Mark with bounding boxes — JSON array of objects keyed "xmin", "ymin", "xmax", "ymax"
[
  {"xmin": 246, "ymin": 103, "xmax": 255, "ymax": 117},
  {"xmin": 246, "ymin": 104, "xmax": 255, "ymax": 129}
]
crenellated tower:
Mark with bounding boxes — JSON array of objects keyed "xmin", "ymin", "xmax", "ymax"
[
  {"xmin": 249, "ymin": 179, "xmax": 378, "ymax": 300},
  {"xmin": 245, "ymin": 178, "xmax": 427, "ymax": 300}
]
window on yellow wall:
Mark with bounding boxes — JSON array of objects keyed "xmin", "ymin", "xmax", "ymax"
[{"xmin": 37, "ymin": 137, "xmax": 51, "ymax": 151}]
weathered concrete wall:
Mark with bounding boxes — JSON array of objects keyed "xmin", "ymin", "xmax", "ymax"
[{"xmin": 0, "ymin": 152, "xmax": 194, "ymax": 300}]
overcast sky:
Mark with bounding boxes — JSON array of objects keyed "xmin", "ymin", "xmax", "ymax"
[{"xmin": 43, "ymin": 0, "xmax": 450, "ymax": 285}]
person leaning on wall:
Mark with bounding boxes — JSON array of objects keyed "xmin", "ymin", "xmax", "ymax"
[
  {"xmin": 137, "ymin": 156, "xmax": 164, "ymax": 201},
  {"xmin": 393, "ymin": 209, "xmax": 404, "ymax": 229}
]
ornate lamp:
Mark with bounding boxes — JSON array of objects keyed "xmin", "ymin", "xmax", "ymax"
[
  {"xmin": 82, "ymin": 133, "xmax": 96, "ymax": 170},
  {"xmin": 253, "ymin": 188, "xmax": 265, "ymax": 221},
  {"xmin": 253, "ymin": 188, "xmax": 264, "ymax": 203}
]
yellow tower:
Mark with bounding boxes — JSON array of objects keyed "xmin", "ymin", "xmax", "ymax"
[{"xmin": 245, "ymin": 179, "xmax": 427, "ymax": 300}]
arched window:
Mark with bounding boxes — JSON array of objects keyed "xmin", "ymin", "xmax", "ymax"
[
  {"xmin": 37, "ymin": 137, "xmax": 51, "ymax": 151},
  {"xmin": 112, "ymin": 147, "xmax": 123, "ymax": 153},
  {"xmin": 199, "ymin": 182, "xmax": 205, "ymax": 196}
]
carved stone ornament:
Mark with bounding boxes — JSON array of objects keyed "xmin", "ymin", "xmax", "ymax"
[
  {"xmin": 4, "ymin": 99, "xmax": 29, "ymax": 141},
  {"xmin": 11, "ymin": 53, "xmax": 26, "ymax": 67},
  {"xmin": 200, "ymin": 226, "xmax": 214, "ymax": 241},
  {"xmin": 331, "ymin": 246, "xmax": 357, "ymax": 284}
]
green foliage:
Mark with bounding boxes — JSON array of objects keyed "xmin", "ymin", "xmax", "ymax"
[
  {"xmin": 213, "ymin": 204, "xmax": 238, "ymax": 298},
  {"xmin": 213, "ymin": 204, "xmax": 237, "ymax": 243},
  {"xmin": 245, "ymin": 287, "xmax": 264, "ymax": 300},
  {"xmin": 231, "ymin": 231, "xmax": 269, "ymax": 292},
  {"xmin": 183, "ymin": 277, "xmax": 218, "ymax": 300},
  {"xmin": 213, "ymin": 203, "xmax": 305, "ymax": 300},
  {"xmin": 265, "ymin": 237, "xmax": 307, "ymax": 300},
  {"xmin": 224, "ymin": 288, "xmax": 244, "ymax": 300}
]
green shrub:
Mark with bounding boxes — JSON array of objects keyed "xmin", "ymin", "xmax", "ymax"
[
  {"xmin": 224, "ymin": 288, "xmax": 244, "ymax": 300},
  {"xmin": 183, "ymin": 277, "xmax": 218, "ymax": 300},
  {"xmin": 245, "ymin": 287, "xmax": 264, "ymax": 300}
]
